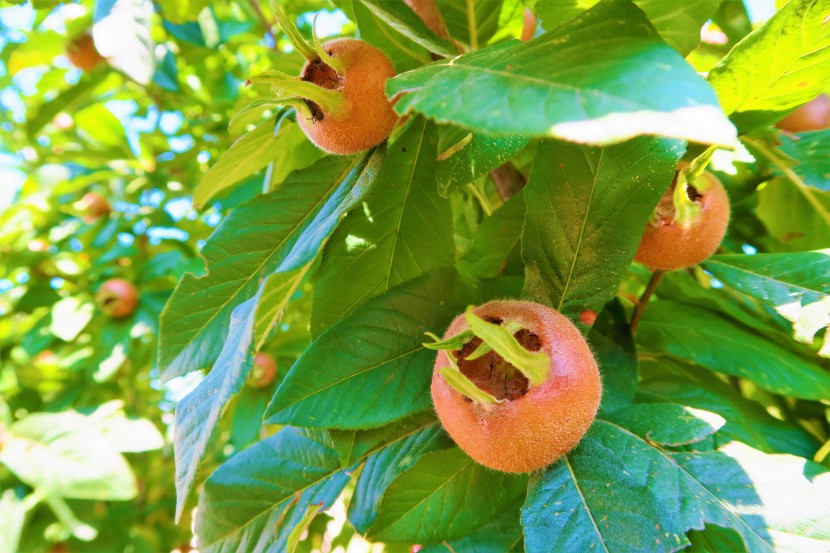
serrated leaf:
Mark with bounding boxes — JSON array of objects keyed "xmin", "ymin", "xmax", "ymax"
[
  {"xmin": 93, "ymin": 0, "xmax": 155, "ymax": 85},
  {"xmin": 387, "ymin": 1, "xmax": 736, "ymax": 146},
  {"xmin": 195, "ymin": 427, "xmax": 351, "ymax": 550},
  {"xmin": 521, "ymin": 137, "xmax": 684, "ymax": 321},
  {"xmin": 777, "ymin": 129, "xmax": 830, "ymax": 192},
  {"xmin": 419, "ymin": 498, "xmax": 525, "ymax": 553},
  {"xmin": 708, "ymin": 0, "xmax": 830, "ymax": 131},
  {"xmin": 265, "ymin": 269, "xmax": 479, "ymax": 429},
  {"xmin": 605, "ymin": 403, "xmax": 726, "ymax": 447},
  {"xmin": 436, "ymin": 126, "xmax": 529, "ymax": 197},
  {"xmin": 310, "ymin": 118, "xmax": 453, "ymax": 337},
  {"xmin": 436, "ymin": 0, "xmax": 504, "ymax": 48},
  {"xmin": 703, "ymin": 250, "xmax": 830, "ymax": 346},
  {"xmin": 0, "ymin": 412, "xmax": 136, "ymax": 501},
  {"xmin": 353, "ymin": 1, "xmax": 432, "ymax": 72},
  {"xmin": 523, "ymin": 421, "xmax": 830, "ymax": 553},
  {"xmin": 757, "ymin": 177, "xmax": 830, "ymax": 252},
  {"xmin": 366, "ymin": 447, "xmax": 527, "ymax": 544},
  {"xmin": 458, "ymin": 190, "xmax": 525, "ymax": 279},
  {"xmin": 536, "ymin": 0, "xmax": 721, "ymax": 55},
  {"xmin": 159, "ymin": 152, "xmax": 382, "ymax": 382},
  {"xmin": 637, "ymin": 301, "xmax": 830, "ymax": 401},
  {"xmin": 357, "ymin": 0, "xmax": 457, "ymax": 56},
  {"xmin": 587, "ymin": 299, "xmax": 637, "ymax": 413}
]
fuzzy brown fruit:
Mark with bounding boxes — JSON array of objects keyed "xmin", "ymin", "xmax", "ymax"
[
  {"xmin": 249, "ymin": 352, "xmax": 277, "ymax": 389},
  {"xmin": 431, "ymin": 300, "xmax": 602, "ymax": 473},
  {"xmin": 297, "ymin": 38, "xmax": 398, "ymax": 155},
  {"xmin": 96, "ymin": 279, "xmax": 139, "ymax": 319},
  {"xmin": 635, "ymin": 169, "xmax": 730, "ymax": 271},
  {"xmin": 776, "ymin": 94, "xmax": 830, "ymax": 133},
  {"xmin": 78, "ymin": 192, "xmax": 111, "ymax": 223},
  {"xmin": 67, "ymin": 33, "xmax": 104, "ymax": 71}
]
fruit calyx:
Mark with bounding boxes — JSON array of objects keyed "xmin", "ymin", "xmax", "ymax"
[
  {"xmin": 424, "ymin": 307, "xmax": 550, "ymax": 407},
  {"xmin": 650, "ymin": 150, "xmax": 716, "ymax": 228}
]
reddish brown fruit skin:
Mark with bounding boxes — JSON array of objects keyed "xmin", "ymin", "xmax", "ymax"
[
  {"xmin": 96, "ymin": 279, "xmax": 139, "ymax": 318},
  {"xmin": 298, "ymin": 39, "xmax": 397, "ymax": 155},
  {"xmin": 79, "ymin": 192, "xmax": 111, "ymax": 222},
  {"xmin": 521, "ymin": 8, "xmax": 537, "ymax": 42},
  {"xmin": 635, "ymin": 171, "xmax": 730, "ymax": 271},
  {"xmin": 249, "ymin": 352, "xmax": 277, "ymax": 389},
  {"xmin": 776, "ymin": 94, "xmax": 830, "ymax": 132},
  {"xmin": 67, "ymin": 33, "xmax": 104, "ymax": 71},
  {"xmin": 431, "ymin": 301, "xmax": 602, "ymax": 473}
]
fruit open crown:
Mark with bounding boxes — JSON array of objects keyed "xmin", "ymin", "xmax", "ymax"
[{"xmin": 424, "ymin": 307, "xmax": 551, "ymax": 406}]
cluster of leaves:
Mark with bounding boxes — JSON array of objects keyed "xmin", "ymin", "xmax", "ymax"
[{"xmin": 2, "ymin": 0, "xmax": 830, "ymax": 552}]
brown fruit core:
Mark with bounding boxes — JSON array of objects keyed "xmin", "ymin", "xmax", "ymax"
[
  {"xmin": 452, "ymin": 319, "xmax": 541, "ymax": 401},
  {"xmin": 300, "ymin": 56, "xmax": 344, "ymax": 121},
  {"xmin": 653, "ymin": 172, "xmax": 703, "ymax": 225}
]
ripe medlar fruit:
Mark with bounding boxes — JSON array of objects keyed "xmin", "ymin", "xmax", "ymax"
[
  {"xmin": 66, "ymin": 33, "xmax": 104, "ymax": 71},
  {"xmin": 96, "ymin": 279, "xmax": 139, "ymax": 319},
  {"xmin": 428, "ymin": 301, "xmax": 602, "ymax": 473},
  {"xmin": 635, "ymin": 167, "xmax": 730, "ymax": 271},
  {"xmin": 77, "ymin": 192, "xmax": 111, "ymax": 223},
  {"xmin": 249, "ymin": 352, "xmax": 277, "ymax": 389},
  {"xmin": 776, "ymin": 93, "xmax": 830, "ymax": 133}
]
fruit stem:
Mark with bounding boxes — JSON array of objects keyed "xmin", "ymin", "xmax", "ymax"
[
  {"xmin": 247, "ymin": 70, "xmax": 344, "ymax": 117},
  {"xmin": 249, "ymin": 0, "xmax": 277, "ymax": 49},
  {"xmin": 270, "ymin": 0, "xmax": 318, "ymax": 62},
  {"xmin": 630, "ymin": 269, "xmax": 665, "ymax": 334}
]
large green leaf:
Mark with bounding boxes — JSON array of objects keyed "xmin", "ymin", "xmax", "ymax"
[
  {"xmin": 265, "ymin": 269, "xmax": 478, "ymax": 429},
  {"xmin": 458, "ymin": 190, "xmax": 525, "ymax": 279},
  {"xmin": 356, "ymin": 0, "xmax": 457, "ymax": 56},
  {"xmin": 521, "ymin": 137, "xmax": 683, "ymax": 322},
  {"xmin": 703, "ymin": 250, "xmax": 830, "ymax": 345},
  {"xmin": 587, "ymin": 300, "xmax": 638, "ymax": 413},
  {"xmin": 353, "ymin": 1, "xmax": 432, "ymax": 72},
  {"xmin": 387, "ymin": 1, "xmax": 737, "ymax": 146},
  {"xmin": 157, "ymin": 0, "xmax": 211, "ymax": 23},
  {"xmin": 158, "ymin": 152, "xmax": 382, "ymax": 381},
  {"xmin": 637, "ymin": 301, "xmax": 830, "ymax": 401},
  {"xmin": 366, "ymin": 447, "xmax": 527, "ymax": 544},
  {"xmin": 536, "ymin": 0, "xmax": 721, "ymax": 55},
  {"xmin": 756, "ymin": 177, "xmax": 830, "ymax": 253},
  {"xmin": 436, "ymin": 0, "xmax": 504, "ymax": 48},
  {"xmin": 195, "ymin": 427, "xmax": 351, "ymax": 550},
  {"xmin": 708, "ymin": 0, "xmax": 830, "ymax": 131},
  {"xmin": 777, "ymin": 129, "xmax": 830, "ymax": 192},
  {"xmin": 311, "ymin": 118, "xmax": 453, "ymax": 337},
  {"xmin": 0, "ymin": 412, "xmax": 136, "ymax": 501},
  {"xmin": 420, "ymin": 499, "xmax": 524, "ymax": 553},
  {"xmin": 522, "ymin": 420, "xmax": 830, "ymax": 552},
  {"xmin": 604, "ymin": 403, "xmax": 725, "ymax": 447}
]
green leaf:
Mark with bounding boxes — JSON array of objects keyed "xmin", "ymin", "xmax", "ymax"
[
  {"xmin": 93, "ymin": 0, "xmax": 155, "ymax": 85},
  {"xmin": 157, "ymin": 0, "xmax": 211, "ymax": 24},
  {"xmin": 265, "ymin": 269, "xmax": 479, "ymax": 429},
  {"xmin": 0, "ymin": 412, "xmax": 136, "ymax": 501},
  {"xmin": 0, "ymin": 491, "xmax": 25, "ymax": 553},
  {"xmin": 310, "ymin": 118, "xmax": 453, "ymax": 337},
  {"xmin": 458, "ymin": 190, "xmax": 525, "ymax": 279},
  {"xmin": 436, "ymin": 126, "xmax": 529, "ymax": 197},
  {"xmin": 366, "ymin": 447, "xmax": 527, "ymax": 544},
  {"xmin": 195, "ymin": 427, "xmax": 351, "ymax": 550},
  {"xmin": 419, "ymin": 499, "xmax": 524, "ymax": 553},
  {"xmin": 387, "ymin": 1, "xmax": 737, "ymax": 146},
  {"xmin": 587, "ymin": 299, "xmax": 637, "ymax": 413},
  {"xmin": 353, "ymin": 1, "xmax": 432, "ymax": 72},
  {"xmin": 195, "ymin": 119, "xmax": 317, "ymax": 209},
  {"xmin": 536, "ymin": 0, "xmax": 721, "ymax": 55},
  {"xmin": 605, "ymin": 403, "xmax": 726, "ymax": 447},
  {"xmin": 686, "ymin": 524, "xmax": 749, "ymax": 553},
  {"xmin": 521, "ymin": 137, "xmax": 684, "ymax": 320},
  {"xmin": 348, "ymin": 418, "xmax": 453, "ymax": 532},
  {"xmin": 159, "ymin": 152, "xmax": 382, "ymax": 381},
  {"xmin": 757, "ymin": 177, "xmax": 830, "ymax": 252},
  {"xmin": 436, "ymin": 0, "xmax": 504, "ymax": 48},
  {"xmin": 356, "ymin": 0, "xmax": 457, "ymax": 56},
  {"xmin": 703, "ymin": 250, "xmax": 830, "ymax": 346},
  {"xmin": 523, "ymin": 421, "xmax": 830, "ymax": 552},
  {"xmin": 777, "ymin": 129, "xmax": 830, "ymax": 192},
  {"xmin": 637, "ymin": 301, "xmax": 830, "ymax": 401},
  {"xmin": 465, "ymin": 307, "xmax": 550, "ymax": 386},
  {"xmin": 708, "ymin": 0, "xmax": 830, "ymax": 131}
]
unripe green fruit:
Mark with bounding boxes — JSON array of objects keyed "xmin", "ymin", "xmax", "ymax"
[
  {"xmin": 297, "ymin": 38, "xmax": 398, "ymax": 155},
  {"xmin": 635, "ymin": 169, "xmax": 730, "ymax": 271},
  {"xmin": 776, "ymin": 94, "xmax": 830, "ymax": 133},
  {"xmin": 431, "ymin": 300, "xmax": 602, "ymax": 473},
  {"xmin": 96, "ymin": 279, "xmax": 139, "ymax": 319}
]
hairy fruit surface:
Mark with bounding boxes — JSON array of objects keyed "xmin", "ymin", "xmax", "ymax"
[
  {"xmin": 297, "ymin": 38, "xmax": 397, "ymax": 155},
  {"xmin": 430, "ymin": 300, "xmax": 602, "ymax": 473},
  {"xmin": 96, "ymin": 279, "xmax": 139, "ymax": 319},
  {"xmin": 776, "ymin": 94, "xmax": 830, "ymax": 132},
  {"xmin": 249, "ymin": 352, "xmax": 277, "ymax": 389},
  {"xmin": 635, "ymin": 169, "xmax": 730, "ymax": 271}
]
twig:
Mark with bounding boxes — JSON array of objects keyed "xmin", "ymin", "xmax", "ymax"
[
  {"xmin": 250, "ymin": 0, "xmax": 277, "ymax": 49},
  {"xmin": 490, "ymin": 162, "xmax": 526, "ymax": 201},
  {"xmin": 630, "ymin": 269, "xmax": 665, "ymax": 333}
]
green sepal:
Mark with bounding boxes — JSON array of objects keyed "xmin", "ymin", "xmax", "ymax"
[
  {"xmin": 312, "ymin": 14, "xmax": 345, "ymax": 75},
  {"xmin": 422, "ymin": 330, "xmax": 473, "ymax": 351},
  {"xmin": 464, "ymin": 307, "xmax": 550, "ymax": 387},
  {"xmin": 672, "ymin": 171, "xmax": 704, "ymax": 228},
  {"xmin": 246, "ymin": 70, "xmax": 344, "ymax": 115},
  {"xmin": 437, "ymin": 352, "xmax": 502, "ymax": 406},
  {"xmin": 270, "ymin": 0, "xmax": 317, "ymax": 62}
]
